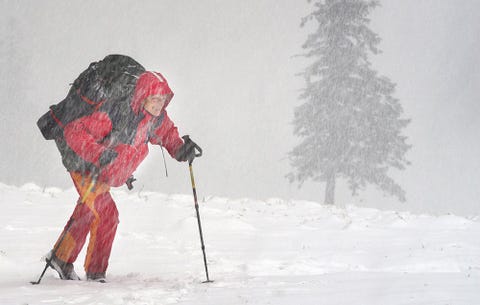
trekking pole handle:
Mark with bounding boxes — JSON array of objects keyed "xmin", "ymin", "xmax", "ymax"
[{"xmin": 182, "ymin": 135, "xmax": 202, "ymax": 163}]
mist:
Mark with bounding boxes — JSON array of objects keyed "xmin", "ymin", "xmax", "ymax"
[{"xmin": 1, "ymin": 0, "xmax": 479, "ymax": 216}]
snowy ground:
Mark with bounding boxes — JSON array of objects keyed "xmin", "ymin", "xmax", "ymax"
[{"xmin": 1, "ymin": 182, "xmax": 479, "ymax": 305}]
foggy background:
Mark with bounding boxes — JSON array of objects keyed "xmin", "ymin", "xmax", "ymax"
[{"xmin": 1, "ymin": 0, "xmax": 479, "ymax": 216}]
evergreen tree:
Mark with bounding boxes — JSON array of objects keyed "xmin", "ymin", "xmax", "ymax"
[{"xmin": 288, "ymin": 0, "xmax": 410, "ymax": 205}]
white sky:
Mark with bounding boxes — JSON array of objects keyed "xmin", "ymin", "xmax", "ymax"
[{"xmin": 1, "ymin": 0, "xmax": 479, "ymax": 215}]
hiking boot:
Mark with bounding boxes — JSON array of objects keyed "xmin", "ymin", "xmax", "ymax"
[
  {"xmin": 46, "ymin": 250, "xmax": 81, "ymax": 280},
  {"xmin": 86, "ymin": 272, "xmax": 107, "ymax": 283}
]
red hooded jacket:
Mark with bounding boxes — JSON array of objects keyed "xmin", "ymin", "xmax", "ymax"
[{"xmin": 63, "ymin": 71, "xmax": 184, "ymax": 187}]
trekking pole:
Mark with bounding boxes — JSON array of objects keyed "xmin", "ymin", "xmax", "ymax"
[
  {"xmin": 186, "ymin": 144, "xmax": 213, "ymax": 283},
  {"xmin": 30, "ymin": 217, "xmax": 74, "ymax": 285}
]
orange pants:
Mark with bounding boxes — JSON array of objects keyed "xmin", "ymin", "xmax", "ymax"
[{"xmin": 53, "ymin": 172, "xmax": 119, "ymax": 274}]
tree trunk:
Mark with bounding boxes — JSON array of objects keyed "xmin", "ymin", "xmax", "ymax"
[{"xmin": 324, "ymin": 173, "xmax": 335, "ymax": 205}]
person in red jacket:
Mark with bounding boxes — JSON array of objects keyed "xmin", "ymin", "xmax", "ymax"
[{"xmin": 46, "ymin": 71, "xmax": 199, "ymax": 283}]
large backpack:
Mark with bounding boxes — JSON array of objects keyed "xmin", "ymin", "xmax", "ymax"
[
  {"xmin": 37, "ymin": 54, "xmax": 145, "ymax": 141},
  {"xmin": 37, "ymin": 54, "xmax": 146, "ymax": 173}
]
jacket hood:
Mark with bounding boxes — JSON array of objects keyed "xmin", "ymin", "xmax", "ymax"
[{"xmin": 131, "ymin": 71, "xmax": 174, "ymax": 114}]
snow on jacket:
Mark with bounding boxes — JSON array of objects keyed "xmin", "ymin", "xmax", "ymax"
[{"xmin": 63, "ymin": 71, "xmax": 184, "ymax": 187}]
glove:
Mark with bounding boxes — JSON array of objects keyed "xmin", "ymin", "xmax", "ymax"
[
  {"xmin": 98, "ymin": 149, "xmax": 118, "ymax": 167},
  {"xmin": 175, "ymin": 135, "xmax": 201, "ymax": 162}
]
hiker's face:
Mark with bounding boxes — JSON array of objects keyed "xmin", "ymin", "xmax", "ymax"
[{"xmin": 143, "ymin": 95, "xmax": 167, "ymax": 117}]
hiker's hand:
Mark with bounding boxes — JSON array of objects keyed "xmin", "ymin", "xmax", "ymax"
[
  {"xmin": 175, "ymin": 135, "xmax": 201, "ymax": 163},
  {"xmin": 99, "ymin": 149, "xmax": 118, "ymax": 167}
]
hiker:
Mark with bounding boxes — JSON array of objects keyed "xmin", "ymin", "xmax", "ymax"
[{"xmin": 45, "ymin": 70, "xmax": 199, "ymax": 283}]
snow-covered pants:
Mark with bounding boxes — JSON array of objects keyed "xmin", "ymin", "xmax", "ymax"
[{"xmin": 53, "ymin": 172, "xmax": 119, "ymax": 274}]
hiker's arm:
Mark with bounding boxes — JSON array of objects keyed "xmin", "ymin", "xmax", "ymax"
[
  {"xmin": 149, "ymin": 112, "xmax": 184, "ymax": 158},
  {"xmin": 64, "ymin": 112, "xmax": 113, "ymax": 166}
]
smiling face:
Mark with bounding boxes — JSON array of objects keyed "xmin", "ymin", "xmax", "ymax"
[{"xmin": 143, "ymin": 95, "xmax": 167, "ymax": 117}]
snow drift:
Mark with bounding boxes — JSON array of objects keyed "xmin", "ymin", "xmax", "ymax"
[{"xmin": 0, "ymin": 183, "xmax": 479, "ymax": 304}]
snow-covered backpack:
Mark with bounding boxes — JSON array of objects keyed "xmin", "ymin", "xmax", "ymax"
[{"xmin": 37, "ymin": 54, "xmax": 145, "ymax": 141}]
